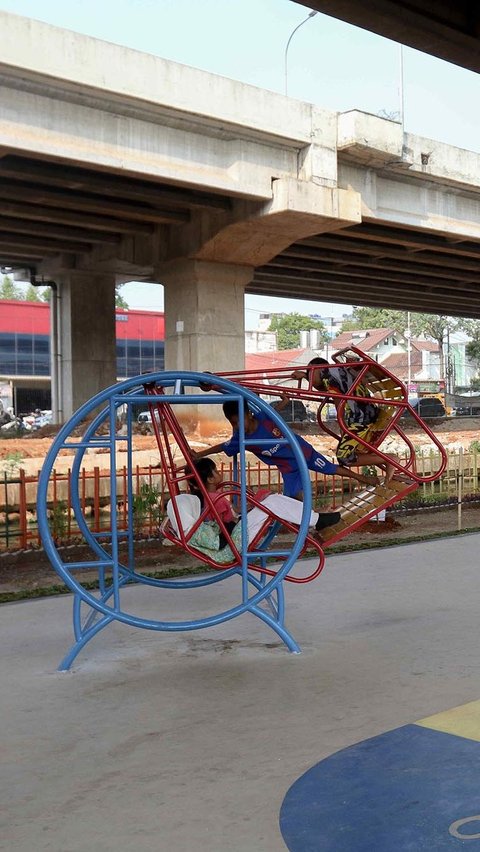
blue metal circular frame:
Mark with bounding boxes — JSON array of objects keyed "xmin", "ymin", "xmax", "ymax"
[{"xmin": 37, "ymin": 371, "xmax": 313, "ymax": 667}]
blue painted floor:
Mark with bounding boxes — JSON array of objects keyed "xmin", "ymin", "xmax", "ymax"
[{"xmin": 280, "ymin": 723, "xmax": 480, "ymax": 850}]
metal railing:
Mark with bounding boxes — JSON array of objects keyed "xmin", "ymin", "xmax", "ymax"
[{"xmin": 1, "ymin": 449, "xmax": 479, "ymax": 552}]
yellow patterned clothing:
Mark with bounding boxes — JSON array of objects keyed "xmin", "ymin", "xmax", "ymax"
[
  {"xmin": 319, "ymin": 367, "xmax": 380, "ymax": 465},
  {"xmin": 336, "ymin": 422, "xmax": 379, "ymax": 464}
]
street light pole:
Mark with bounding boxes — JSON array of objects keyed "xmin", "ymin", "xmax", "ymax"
[
  {"xmin": 284, "ymin": 11, "xmax": 318, "ymax": 97},
  {"xmin": 325, "ymin": 316, "xmax": 335, "ymax": 360},
  {"xmin": 399, "ymin": 44, "xmax": 405, "ymax": 130},
  {"xmin": 405, "ymin": 311, "xmax": 412, "ymax": 390}
]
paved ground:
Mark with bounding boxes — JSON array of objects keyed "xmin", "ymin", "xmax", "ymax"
[{"xmin": 2, "ymin": 534, "xmax": 480, "ymax": 851}]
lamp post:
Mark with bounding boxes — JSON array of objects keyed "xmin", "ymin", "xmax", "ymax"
[
  {"xmin": 399, "ymin": 44, "xmax": 405, "ymax": 129},
  {"xmin": 284, "ymin": 10, "xmax": 318, "ymax": 96},
  {"xmin": 405, "ymin": 311, "xmax": 412, "ymax": 390},
  {"xmin": 325, "ymin": 316, "xmax": 335, "ymax": 360}
]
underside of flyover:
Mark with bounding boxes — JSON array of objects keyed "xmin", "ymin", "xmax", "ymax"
[
  {"xmin": 251, "ymin": 221, "xmax": 480, "ymax": 319},
  {"xmin": 296, "ymin": 1, "xmax": 480, "ymax": 74},
  {"xmin": 1, "ymin": 153, "xmax": 480, "ymax": 320},
  {"xmin": 0, "ymin": 154, "xmax": 233, "ymax": 274}
]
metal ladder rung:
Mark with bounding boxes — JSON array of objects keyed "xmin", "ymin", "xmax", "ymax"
[
  {"xmin": 321, "ymin": 520, "xmax": 348, "ymax": 540},
  {"xmin": 340, "ymin": 506, "xmax": 368, "ymax": 522}
]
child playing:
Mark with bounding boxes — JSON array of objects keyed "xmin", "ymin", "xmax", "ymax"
[
  {"xmin": 192, "ymin": 400, "xmax": 379, "ymax": 500},
  {"xmin": 292, "ymin": 357, "xmax": 398, "ymax": 484},
  {"xmin": 184, "ymin": 458, "xmax": 341, "ymax": 552}
]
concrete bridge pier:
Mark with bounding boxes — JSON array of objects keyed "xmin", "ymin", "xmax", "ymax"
[
  {"xmin": 162, "ymin": 259, "xmax": 252, "ymax": 373},
  {"xmin": 57, "ymin": 272, "xmax": 117, "ymax": 421},
  {"xmin": 161, "ymin": 258, "xmax": 253, "ymax": 433}
]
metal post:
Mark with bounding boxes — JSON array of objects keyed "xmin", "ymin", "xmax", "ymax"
[
  {"xmin": 457, "ymin": 447, "xmax": 463, "ymax": 531},
  {"xmin": 50, "ymin": 284, "xmax": 59, "ymax": 423},
  {"xmin": 399, "ymin": 44, "xmax": 405, "ymax": 129},
  {"xmin": 406, "ymin": 311, "xmax": 412, "ymax": 390}
]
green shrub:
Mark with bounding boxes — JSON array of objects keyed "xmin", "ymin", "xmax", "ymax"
[
  {"xmin": 1, "ymin": 450, "xmax": 25, "ymax": 477},
  {"xmin": 132, "ymin": 484, "xmax": 162, "ymax": 534},
  {"xmin": 49, "ymin": 501, "xmax": 68, "ymax": 544}
]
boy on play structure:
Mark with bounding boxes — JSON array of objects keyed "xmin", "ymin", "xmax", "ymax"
[
  {"xmin": 192, "ymin": 399, "xmax": 379, "ymax": 500},
  {"xmin": 291, "ymin": 357, "xmax": 398, "ymax": 484}
]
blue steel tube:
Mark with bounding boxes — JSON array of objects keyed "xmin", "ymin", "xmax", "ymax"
[{"xmin": 37, "ymin": 371, "xmax": 313, "ymax": 667}]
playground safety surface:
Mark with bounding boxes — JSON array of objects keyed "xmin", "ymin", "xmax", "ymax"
[{"xmin": 2, "ymin": 534, "xmax": 479, "ymax": 851}]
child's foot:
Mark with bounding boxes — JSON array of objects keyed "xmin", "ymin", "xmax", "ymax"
[{"xmin": 361, "ymin": 474, "xmax": 380, "ymax": 486}]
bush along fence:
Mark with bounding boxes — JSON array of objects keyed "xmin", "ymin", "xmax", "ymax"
[{"xmin": 1, "ymin": 449, "xmax": 479, "ymax": 552}]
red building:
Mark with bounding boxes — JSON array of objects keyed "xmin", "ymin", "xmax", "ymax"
[{"xmin": 0, "ymin": 301, "xmax": 165, "ymax": 413}]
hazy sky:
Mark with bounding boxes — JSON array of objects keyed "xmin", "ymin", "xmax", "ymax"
[{"xmin": 3, "ymin": 0, "xmax": 479, "ymax": 325}]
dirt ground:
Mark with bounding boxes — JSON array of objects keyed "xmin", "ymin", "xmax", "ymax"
[{"xmin": 1, "ymin": 414, "xmax": 479, "ymax": 462}]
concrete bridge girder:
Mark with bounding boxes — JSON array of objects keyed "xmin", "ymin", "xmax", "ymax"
[
  {"xmin": 189, "ymin": 180, "xmax": 361, "ymax": 267},
  {"xmin": 1, "ymin": 11, "xmax": 480, "ymax": 421}
]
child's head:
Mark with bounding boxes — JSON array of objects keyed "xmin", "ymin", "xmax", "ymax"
[
  {"xmin": 222, "ymin": 400, "xmax": 256, "ymax": 431},
  {"xmin": 308, "ymin": 357, "xmax": 329, "ymax": 390},
  {"xmin": 187, "ymin": 458, "xmax": 221, "ymax": 494}
]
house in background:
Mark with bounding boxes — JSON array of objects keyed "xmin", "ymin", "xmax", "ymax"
[
  {"xmin": 445, "ymin": 331, "xmax": 478, "ymax": 390},
  {"xmin": 381, "ymin": 341, "xmax": 441, "ymax": 384},
  {"xmin": 328, "ymin": 327, "xmax": 441, "ymax": 387},
  {"xmin": 330, "ymin": 328, "xmax": 408, "ymax": 363},
  {"xmin": 245, "ymin": 347, "xmax": 320, "ymax": 374},
  {"xmin": 245, "ymin": 329, "xmax": 277, "ymax": 353}
]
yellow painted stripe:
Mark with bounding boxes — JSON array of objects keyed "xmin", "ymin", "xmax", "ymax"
[{"xmin": 415, "ymin": 699, "xmax": 480, "ymax": 742}]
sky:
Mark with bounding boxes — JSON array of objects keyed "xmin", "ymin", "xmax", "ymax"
[{"xmin": 3, "ymin": 0, "xmax": 479, "ymax": 327}]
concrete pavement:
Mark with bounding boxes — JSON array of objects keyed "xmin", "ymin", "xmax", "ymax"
[{"xmin": 1, "ymin": 534, "xmax": 479, "ymax": 851}]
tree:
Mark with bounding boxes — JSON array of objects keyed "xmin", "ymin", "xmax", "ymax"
[
  {"xmin": 25, "ymin": 284, "xmax": 42, "ymax": 302},
  {"xmin": 464, "ymin": 320, "xmax": 480, "ymax": 385},
  {"xmin": 115, "ymin": 285, "xmax": 129, "ymax": 309},
  {"xmin": 268, "ymin": 313, "xmax": 328, "ymax": 350},
  {"xmin": 340, "ymin": 306, "xmax": 465, "ymax": 386},
  {"xmin": 466, "ymin": 339, "xmax": 480, "ymax": 363},
  {"xmin": 463, "ymin": 320, "xmax": 480, "ymax": 362},
  {"xmin": 0, "ymin": 275, "xmax": 23, "ymax": 300},
  {"xmin": 341, "ymin": 306, "xmax": 410, "ymax": 334}
]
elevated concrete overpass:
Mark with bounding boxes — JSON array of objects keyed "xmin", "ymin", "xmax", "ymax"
[
  {"xmin": 1, "ymin": 11, "xmax": 479, "ymax": 418},
  {"xmin": 296, "ymin": 1, "xmax": 480, "ymax": 74}
]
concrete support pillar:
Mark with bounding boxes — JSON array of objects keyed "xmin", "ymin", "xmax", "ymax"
[
  {"xmin": 57, "ymin": 273, "xmax": 117, "ymax": 420},
  {"xmin": 161, "ymin": 259, "xmax": 253, "ymax": 433},
  {"xmin": 162, "ymin": 259, "xmax": 253, "ymax": 373}
]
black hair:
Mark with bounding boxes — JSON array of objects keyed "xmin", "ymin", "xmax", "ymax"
[
  {"xmin": 308, "ymin": 357, "xmax": 329, "ymax": 366},
  {"xmin": 222, "ymin": 400, "xmax": 239, "ymax": 420},
  {"xmin": 186, "ymin": 458, "xmax": 217, "ymax": 500},
  {"xmin": 186, "ymin": 459, "xmax": 217, "ymax": 510},
  {"xmin": 193, "ymin": 457, "xmax": 217, "ymax": 486},
  {"xmin": 222, "ymin": 400, "xmax": 256, "ymax": 421}
]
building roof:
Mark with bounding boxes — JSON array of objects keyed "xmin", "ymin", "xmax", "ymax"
[
  {"xmin": 331, "ymin": 328, "xmax": 393, "ymax": 352},
  {"xmin": 0, "ymin": 299, "xmax": 165, "ymax": 337},
  {"xmin": 411, "ymin": 339, "xmax": 439, "ymax": 352},
  {"xmin": 245, "ymin": 348, "xmax": 315, "ymax": 371},
  {"xmin": 381, "ymin": 352, "xmax": 423, "ymax": 379}
]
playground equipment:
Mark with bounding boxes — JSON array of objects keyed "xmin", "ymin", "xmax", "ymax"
[
  {"xmin": 37, "ymin": 373, "xmax": 323, "ymax": 669},
  {"xmin": 37, "ymin": 352, "xmax": 447, "ymax": 670},
  {"xmin": 215, "ymin": 347, "xmax": 448, "ymax": 544}
]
